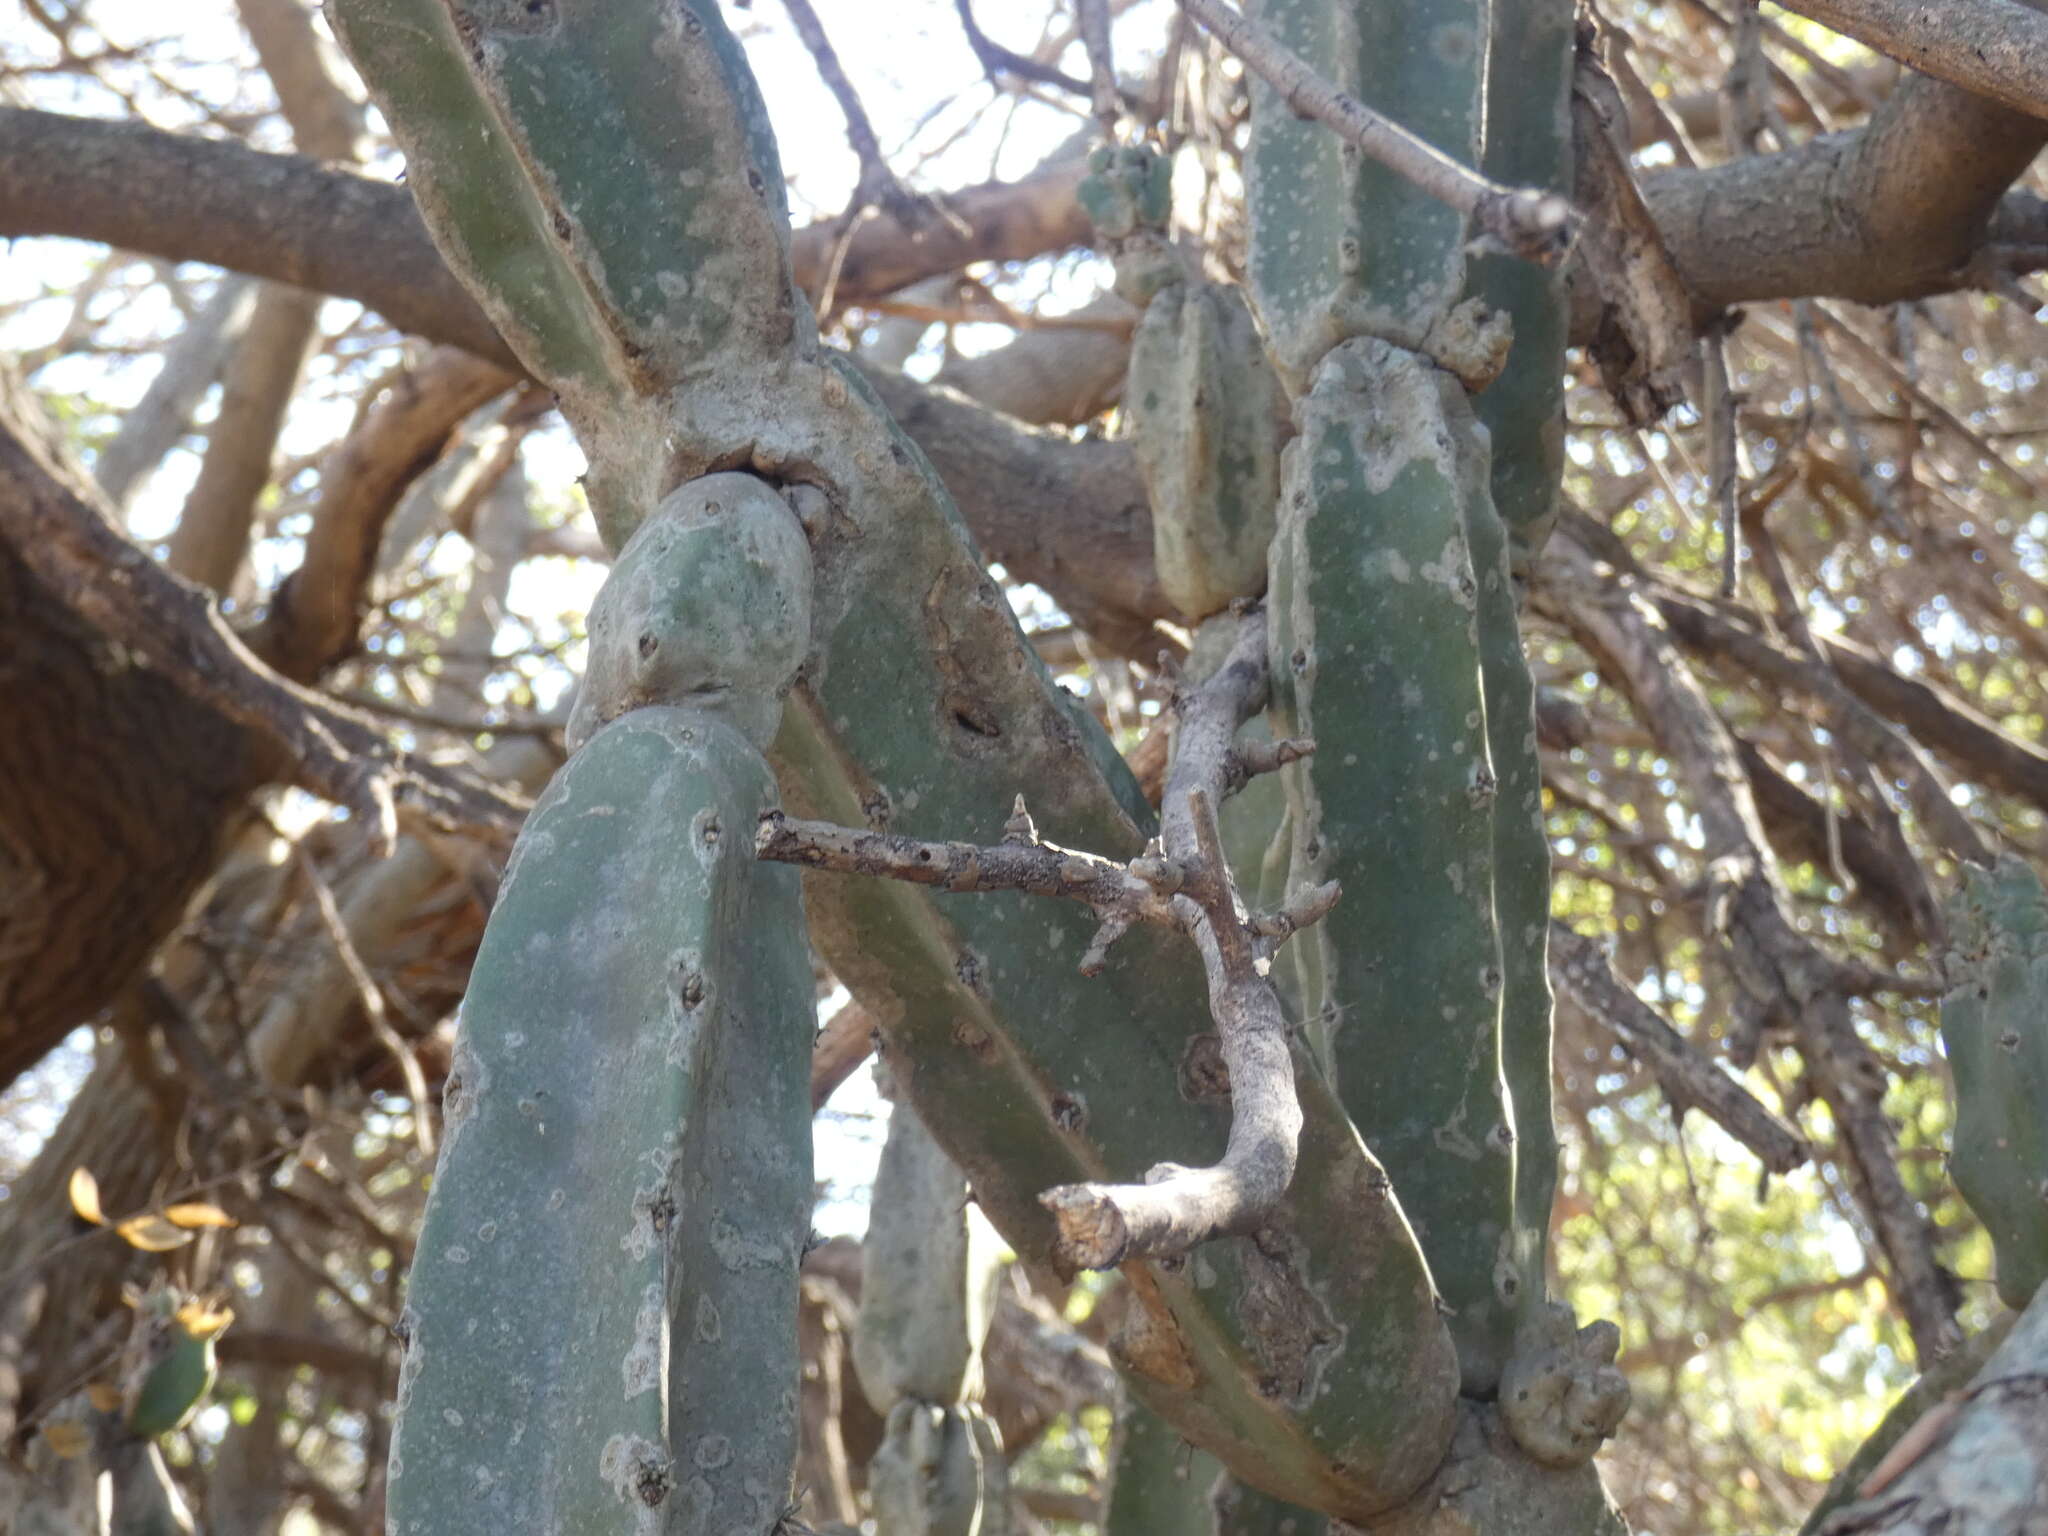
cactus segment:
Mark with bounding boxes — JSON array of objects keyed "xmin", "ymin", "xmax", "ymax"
[
  {"xmin": 851, "ymin": 1103, "xmax": 985, "ymax": 1410},
  {"xmin": 437, "ymin": 0, "xmax": 800, "ymax": 379},
  {"xmin": 1107, "ymin": 1400, "xmax": 1223, "ymax": 1536},
  {"xmin": 1081, "ymin": 144, "xmax": 1286, "ymax": 620},
  {"xmin": 1267, "ymin": 336, "xmax": 1519, "ymax": 1394},
  {"xmin": 1459, "ymin": 447, "xmax": 1557, "ymax": 1317},
  {"xmin": 1244, "ymin": 0, "xmax": 1487, "ymax": 385},
  {"xmin": 1470, "ymin": 0, "xmax": 1576, "ymax": 567},
  {"xmin": 1128, "ymin": 283, "xmax": 1287, "ymax": 620},
  {"xmin": 386, "ymin": 707, "xmax": 812, "ymax": 1536},
  {"xmin": 568, "ymin": 474, "xmax": 813, "ymax": 754},
  {"xmin": 853, "ymin": 1099, "xmax": 1012, "ymax": 1536},
  {"xmin": 869, "ymin": 1401, "xmax": 1011, "ymax": 1536},
  {"xmin": 1941, "ymin": 855, "xmax": 2048, "ymax": 1309},
  {"xmin": 329, "ymin": 0, "xmax": 802, "ymax": 548},
  {"xmin": 324, "ymin": 0, "xmax": 624, "ymax": 410},
  {"xmin": 1213, "ymin": 1475, "xmax": 1329, "ymax": 1536}
]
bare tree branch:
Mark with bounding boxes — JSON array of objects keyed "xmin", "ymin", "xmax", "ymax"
[
  {"xmin": 761, "ymin": 610, "xmax": 1324, "ymax": 1270},
  {"xmin": 1534, "ymin": 529, "xmax": 1961, "ymax": 1366},
  {"xmin": 1549, "ymin": 923, "xmax": 1811, "ymax": 1175},
  {"xmin": 0, "ymin": 361, "xmax": 527, "ymax": 854},
  {"xmin": 1768, "ymin": 0, "xmax": 2048, "ymax": 123}
]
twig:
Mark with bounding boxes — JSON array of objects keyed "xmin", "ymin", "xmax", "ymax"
[
  {"xmin": 954, "ymin": 0, "xmax": 1094, "ymax": 97},
  {"xmin": 759, "ymin": 608, "xmax": 1327, "ymax": 1270},
  {"xmin": 1171, "ymin": 0, "xmax": 1576, "ymax": 264},
  {"xmin": 1535, "ymin": 530, "xmax": 1961, "ymax": 1365},
  {"xmin": 779, "ymin": 0, "xmax": 945, "ymax": 238},
  {"xmin": 1039, "ymin": 608, "xmax": 1317, "ymax": 1269},
  {"xmin": 1703, "ymin": 315, "xmax": 1742, "ymax": 596},
  {"xmin": 1549, "ymin": 923, "xmax": 1809, "ymax": 1174},
  {"xmin": 1075, "ymin": 0, "xmax": 1120, "ymax": 132},
  {"xmin": 0, "ymin": 362, "xmax": 528, "ymax": 856},
  {"xmin": 290, "ymin": 842, "xmax": 435, "ymax": 1160}
]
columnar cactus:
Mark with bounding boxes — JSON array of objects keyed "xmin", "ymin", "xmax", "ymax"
[
  {"xmin": 851, "ymin": 1085, "xmax": 1010, "ymax": 1536},
  {"xmin": 329, "ymin": 0, "xmax": 1624, "ymax": 1527},
  {"xmin": 1249, "ymin": 0, "xmax": 1551, "ymax": 1397},
  {"xmin": 1940, "ymin": 855, "xmax": 2048, "ymax": 1309},
  {"xmin": 383, "ymin": 477, "xmax": 817, "ymax": 1533}
]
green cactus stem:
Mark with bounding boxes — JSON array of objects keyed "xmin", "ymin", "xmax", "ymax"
[
  {"xmin": 1941, "ymin": 855, "xmax": 2048, "ymax": 1309},
  {"xmin": 1106, "ymin": 1401, "xmax": 1222, "ymax": 1536},
  {"xmin": 1470, "ymin": 0, "xmax": 1575, "ymax": 568},
  {"xmin": 852, "ymin": 1085, "xmax": 1011, "ymax": 1536},
  {"xmin": 383, "ymin": 476, "xmax": 816, "ymax": 1535},
  {"xmin": 1267, "ymin": 335, "xmax": 1520, "ymax": 1394},
  {"xmin": 1081, "ymin": 144, "xmax": 1287, "ymax": 620},
  {"xmin": 1243, "ymin": 0, "xmax": 1491, "ymax": 384},
  {"xmin": 1460, "ymin": 448, "xmax": 1558, "ymax": 1323}
]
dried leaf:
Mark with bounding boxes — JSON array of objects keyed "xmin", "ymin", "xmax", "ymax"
[
  {"xmin": 41, "ymin": 1420, "xmax": 91, "ymax": 1459},
  {"xmin": 85, "ymin": 1382, "xmax": 121, "ymax": 1414},
  {"xmin": 163, "ymin": 1202, "xmax": 235, "ymax": 1230},
  {"xmin": 68, "ymin": 1166, "xmax": 105, "ymax": 1226},
  {"xmin": 114, "ymin": 1215, "xmax": 196, "ymax": 1253},
  {"xmin": 174, "ymin": 1299, "xmax": 235, "ymax": 1339}
]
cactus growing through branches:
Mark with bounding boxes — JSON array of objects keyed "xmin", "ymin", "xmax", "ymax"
[{"xmin": 326, "ymin": 0, "xmax": 1627, "ymax": 1526}]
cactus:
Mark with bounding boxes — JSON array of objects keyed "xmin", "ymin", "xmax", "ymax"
[
  {"xmin": 381, "ymin": 479, "xmax": 818, "ymax": 1533},
  {"xmin": 1940, "ymin": 855, "xmax": 2048, "ymax": 1309},
  {"xmin": 851, "ymin": 1083, "xmax": 1011, "ymax": 1536},
  {"xmin": 327, "ymin": 0, "xmax": 1623, "ymax": 1525},
  {"xmin": 1082, "ymin": 144, "xmax": 1287, "ymax": 620},
  {"xmin": 1467, "ymin": 0, "xmax": 1575, "ymax": 1292},
  {"xmin": 1107, "ymin": 1402, "xmax": 1223, "ymax": 1536},
  {"xmin": 1248, "ymin": 0, "xmax": 1588, "ymax": 1407}
]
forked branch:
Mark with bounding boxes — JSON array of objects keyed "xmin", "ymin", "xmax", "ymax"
[{"xmin": 759, "ymin": 608, "xmax": 1325, "ymax": 1270}]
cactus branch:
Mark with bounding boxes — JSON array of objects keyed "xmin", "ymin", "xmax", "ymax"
[{"xmin": 1173, "ymin": 0, "xmax": 1577, "ymax": 264}]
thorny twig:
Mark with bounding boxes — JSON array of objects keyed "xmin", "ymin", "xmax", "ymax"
[
  {"xmin": 1171, "ymin": 0, "xmax": 1577, "ymax": 264},
  {"xmin": 759, "ymin": 608, "xmax": 1328, "ymax": 1271}
]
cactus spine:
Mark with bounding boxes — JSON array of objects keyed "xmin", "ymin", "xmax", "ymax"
[{"xmin": 1940, "ymin": 855, "xmax": 2048, "ymax": 1309}]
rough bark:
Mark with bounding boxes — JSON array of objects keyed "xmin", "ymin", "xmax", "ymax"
[{"xmin": 0, "ymin": 537, "xmax": 263, "ymax": 1089}]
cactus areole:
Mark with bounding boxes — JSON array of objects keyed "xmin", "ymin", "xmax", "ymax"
[{"xmin": 329, "ymin": 0, "xmax": 1627, "ymax": 1526}]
